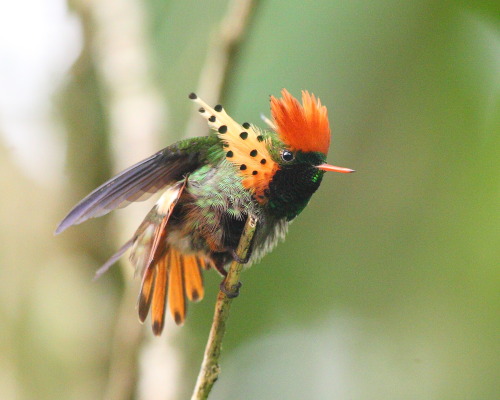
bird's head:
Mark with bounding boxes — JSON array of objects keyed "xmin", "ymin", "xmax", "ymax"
[
  {"xmin": 270, "ymin": 89, "xmax": 354, "ymax": 174},
  {"xmin": 190, "ymin": 89, "xmax": 353, "ymax": 219},
  {"xmin": 250, "ymin": 89, "xmax": 354, "ymax": 219}
]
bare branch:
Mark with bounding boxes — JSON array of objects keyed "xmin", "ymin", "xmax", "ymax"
[{"xmin": 191, "ymin": 215, "xmax": 258, "ymax": 400}]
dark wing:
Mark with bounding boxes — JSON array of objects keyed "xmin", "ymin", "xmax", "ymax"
[{"xmin": 55, "ymin": 138, "xmax": 212, "ymax": 234}]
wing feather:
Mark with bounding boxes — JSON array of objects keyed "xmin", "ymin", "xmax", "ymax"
[{"xmin": 55, "ymin": 139, "xmax": 209, "ymax": 234}]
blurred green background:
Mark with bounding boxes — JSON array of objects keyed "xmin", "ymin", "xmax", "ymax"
[{"xmin": 0, "ymin": 0, "xmax": 498, "ymax": 399}]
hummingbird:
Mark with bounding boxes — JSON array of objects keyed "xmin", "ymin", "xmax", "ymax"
[{"xmin": 56, "ymin": 89, "xmax": 354, "ymax": 335}]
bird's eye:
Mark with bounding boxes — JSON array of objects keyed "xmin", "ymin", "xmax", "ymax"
[{"xmin": 281, "ymin": 150, "xmax": 294, "ymax": 162}]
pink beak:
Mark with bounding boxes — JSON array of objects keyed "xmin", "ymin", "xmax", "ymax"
[{"xmin": 317, "ymin": 163, "xmax": 355, "ymax": 173}]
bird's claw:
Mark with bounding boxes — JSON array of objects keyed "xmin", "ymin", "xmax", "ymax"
[
  {"xmin": 220, "ymin": 280, "xmax": 242, "ymax": 298},
  {"xmin": 231, "ymin": 250, "xmax": 250, "ymax": 264}
]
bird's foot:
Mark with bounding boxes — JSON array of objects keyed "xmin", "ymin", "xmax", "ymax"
[
  {"xmin": 213, "ymin": 262, "xmax": 228, "ymax": 277},
  {"xmin": 231, "ymin": 250, "xmax": 250, "ymax": 264},
  {"xmin": 220, "ymin": 280, "xmax": 242, "ymax": 299}
]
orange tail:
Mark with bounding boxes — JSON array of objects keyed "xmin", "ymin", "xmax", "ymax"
[
  {"xmin": 137, "ymin": 248, "xmax": 206, "ymax": 335},
  {"xmin": 138, "ymin": 265, "xmax": 156, "ymax": 323},
  {"xmin": 151, "ymin": 257, "xmax": 168, "ymax": 335}
]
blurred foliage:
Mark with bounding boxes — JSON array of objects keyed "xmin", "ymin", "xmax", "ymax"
[{"xmin": 1, "ymin": 0, "xmax": 498, "ymax": 399}]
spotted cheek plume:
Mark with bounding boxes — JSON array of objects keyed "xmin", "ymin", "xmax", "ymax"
[
  {"xmin": 270, "ymin": 89, "xmax": 331, "ymax": 155},
  {"xmin": 190, "ymin": 93, "xmax": 277, "ymax": 203}
]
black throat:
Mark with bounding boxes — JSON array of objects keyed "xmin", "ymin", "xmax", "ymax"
[{"xmin": 265, "ymin": 153, "xmax": 325, "ymax": 220}]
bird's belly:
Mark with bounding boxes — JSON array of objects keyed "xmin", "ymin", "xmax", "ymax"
[
  {"xmin": 166, "ymin": 229, "xmax": 198, "ymax": 254},
  {"xmin": 163, "ymin": 162, "xmax": 292, "ymax": 269},
  {"xmin": 168, "ymin": 198, "xmax": 248, "ymax": 253}
]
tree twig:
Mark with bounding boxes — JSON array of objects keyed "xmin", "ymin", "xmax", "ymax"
[
  {"xmin": 187, "ymin": 2, "xmax": 260, "ymax": 398},
  {"xmin": 191, "ymin": 215, "xmax": 258, "ymax": 400}
]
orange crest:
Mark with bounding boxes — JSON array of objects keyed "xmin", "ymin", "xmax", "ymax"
[{"xmin": 270, "ymin": 89, "xmax": 331, "ymax": 155}]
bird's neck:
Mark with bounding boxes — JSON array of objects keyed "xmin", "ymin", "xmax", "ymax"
[{"xmin": 263, "ymin": 165, "xmax": 324, "ymax": 220}]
